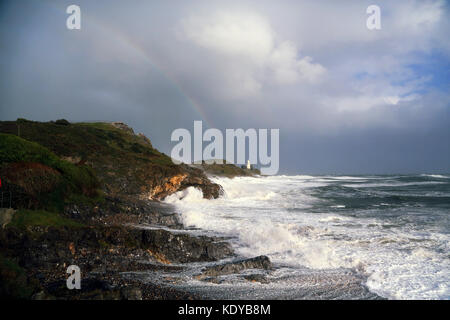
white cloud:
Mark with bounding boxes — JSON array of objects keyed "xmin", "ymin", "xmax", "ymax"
[
  {"xmin": 153, "ymin": 1, "xmax": 449, "ymax": 131},
  {"xmin": 182, "ymin": 11, "xmax": 274, "ymax": 63},
  {"xmin": 180, "ymin": 11, "xmax": 326, "ymax": 97},
  {"xmin": 384, "ymin": 96, "xmax": 401, "ymax": 106},
  {"xmin": 270, "ymin": 42, "xmax": 326, "ymax": 84},
  {"xmin": 395, "ymin": 0, "xmax": 444, "ymax": 33}
]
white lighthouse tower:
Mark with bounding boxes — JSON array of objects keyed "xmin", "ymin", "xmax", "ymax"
[{"xmin": 246, "ymin": 160, "xmax": 251, "ymax": 170}]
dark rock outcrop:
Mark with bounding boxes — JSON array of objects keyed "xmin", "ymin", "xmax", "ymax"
[
  {"xmin": 139, "ymin": 228, "xmax": 233, "ymax": 263},
  {"xmin": 243, "ymin": 273, "xmax": 269, "ymax": 284},
  {"xmin": 196, "ymin": 255, "xmax": 272, "ymax": 279},
  {"xmin": 111, "ymin": 122, "xmax": 134, "ymax": 134},
  {"xmin": 148, "ymin": 165, "xmax": 223, "ymax": 200}
]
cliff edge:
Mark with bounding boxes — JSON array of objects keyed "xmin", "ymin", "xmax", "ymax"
[{"xmin": 0, "ymin": 119, "xmax": 221, "ymax": 204}]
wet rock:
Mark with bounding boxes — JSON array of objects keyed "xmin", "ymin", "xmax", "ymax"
[
  {"xmin": 149, "ymin": 168, "xmax": 223, "ymax": 200},
  {"xmin": 139, "ymin": 229, "xmax": 233, "ymax": 263},
  {"xmin": 179, "ymin": 165, "xmax": 223, "ymax": 199},
  {"xmin": 197, "ymin": 256, "xmax": 272, "ymax": 279},
  {"xmin": 44, "ymin": 277, "xmax": 124, "ymax": 300},
  {"xmin": 146, "ymin": 213, "xmax": 182, "ymax": 228},
  {"xmin": 243, "ymin": 274, "xmax": 269, "ymax": 284},
  {"xmin": 202, "ymin": 277, "xmax": 224, "ymax": 284},
  {"xmin": 120, "ymin": 286, "xmax": 143, "ymax": 300}
]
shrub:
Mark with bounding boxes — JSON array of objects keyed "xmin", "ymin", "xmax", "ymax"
[
  {"xmin": 54, "ymin": 119, "xmax": 70, "ymax": 126},
  {"xmin": 0, "ymin": 133, "xmax": 100, "ymax": 210}
]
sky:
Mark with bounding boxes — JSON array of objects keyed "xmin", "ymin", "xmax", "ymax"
[{"xmin": 0, "ymin": 0, "xmax": 449, "ymax": 174}]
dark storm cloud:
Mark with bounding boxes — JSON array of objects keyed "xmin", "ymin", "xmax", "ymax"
[{"xmin": 0, "ymin": 0, "xmax": 449, "ymax": 173}]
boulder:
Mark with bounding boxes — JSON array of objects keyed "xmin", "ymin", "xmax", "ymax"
[
  {"xmin": 139, "ymin": 229, "xmax": 233, "ymax": 263},
  {"xmin": 0, "ymin": 209, "xmax": 15, "ymax": 228},
  {"xmin": 196, "ymin": 255, "xmax": 272, "ymax": 279}
]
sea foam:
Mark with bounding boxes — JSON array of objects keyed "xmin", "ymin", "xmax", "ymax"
[{"xmin": 164, "ymin": 174, "xmax": 450, "ymax": 299}]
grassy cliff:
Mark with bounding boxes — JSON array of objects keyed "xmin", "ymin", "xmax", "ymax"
[
  {"xmin": 0, "ymin": 119, "xmax": 221, "ymax": 202},
  {"xmin": 0, "ymin": 133, "xmax": 99, "ymax": 211},
  {"xmin": 194, "ymin": 161, "xmax": 261, "ymax": 178}
]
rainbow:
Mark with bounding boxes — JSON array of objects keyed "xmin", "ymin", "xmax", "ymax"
[{"xmin": 54, "ymin": 1, "xmax": 215, "ymax": 127}]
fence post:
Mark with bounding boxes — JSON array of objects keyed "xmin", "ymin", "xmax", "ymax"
[
  {"xmin": 1, "ymin": 192, "xmax": 3, "ymax": 208},
  {"xmin": 9, "ymin": 192, "xmax": 12, "ymax": 208}
]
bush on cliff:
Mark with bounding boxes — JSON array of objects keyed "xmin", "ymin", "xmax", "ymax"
[
  {"xmin": 0, "ymin": 121, "xmax": 184, "ymax": 196},
  {"xmin": 0, "ymin": 133, "xmax": 100, "ymax": 210},
  {"xmin": 8, "ymin": 209, "xmax": 85, "ymax": 229}
]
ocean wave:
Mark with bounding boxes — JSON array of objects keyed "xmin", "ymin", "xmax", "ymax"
[
  {"xmin": 164, "ymin": 175, "xmax": 450, "ymax": 299},
  {"xmin": 420, "ymin": 174, "xmax": 449, "ymax": 179},
  {"xmin": 342, "ymin": 181, "xmax": 446, "ymax": 188}
]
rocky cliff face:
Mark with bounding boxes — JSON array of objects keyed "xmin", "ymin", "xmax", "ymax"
[{"xmin": 0, "ymin": 120, "xmax": 221, "ymax": 202}]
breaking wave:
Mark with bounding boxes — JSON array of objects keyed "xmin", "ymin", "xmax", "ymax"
[{"xmin": 165, "ymin": 174, "xmax": 450, "ymax": 299}]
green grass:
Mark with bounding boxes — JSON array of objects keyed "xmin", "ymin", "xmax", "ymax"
[
  {"xmin": 0, "ymin": 119, "xmax": 180, "ymax": 197},
  {"xmin": 0, "ymin": 120, "xmax": 173, "ymax": 168},
  {"xmin": 8, "ymin": 209, "xmax": 84, "ymax": 229},
  {"xmin": 0, "ymin": 132, "xmax": 62, "ymax": 165},
  {"xmin": 0, "ymin": 133, "xmax": 100, "ymax": 210},
  {"xmin": 199, "ymin": 162, "xmax": 260, "ymax": 177},
  {"xmin": 0, "ymin": 133, "xmax": 99, "ymax": 192}
]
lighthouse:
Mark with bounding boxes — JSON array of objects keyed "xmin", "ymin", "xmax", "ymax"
[{"xmin": 246, "ymin": 160, "xmax": 251, "ymax": 170}]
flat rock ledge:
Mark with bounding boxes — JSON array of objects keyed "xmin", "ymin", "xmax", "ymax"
[
  {"xmin": 195, "ymin": 255, "xmax": 272, "ymax": 280},
  {"xmin": 137, "ymin": 228, "xmax": 234, "ymax": 264}
]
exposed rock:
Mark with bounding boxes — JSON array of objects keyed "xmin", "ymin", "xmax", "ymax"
[
  {"xmin": 137, "ymin": 133, "xmax": 152, "ymax": 147},
  {"xmin": 243, "ymin": 274, "xmax": 269, "ymax": 284},
  {"xmin": 149, "ymin": 166, "xmax": 223, "ymax": 200},
  {"xmin": 0, "ymin": 223, "xmax": 234, "ymax": 272},
  {"xmin": 150, "ymin": 174, "xmax": 188, "ymax": 199},
  {"xmin": 202, "ymin": 277, "xmax": 224, "ymax": 284},
  {"xmin": 111, "ymin": 122, "xmax": 134, "ymax": 134},
  {"xmin": 145, "ymin": 213, "xmax": 181, "ymax": 228},
  {"xmin": 64, "ymin": 196, "xmax": 184, "ymax": 229},
  {"xmin": 196, "ymin": 256, "xmax": 272, "ymax": 279},
  {"xmin": 138, "ymin": 228, "xmax": 233, "ymax": 263},
  {"xmin": 61, "ymin": 156, "xmax": 82, "ymax": 164},
  {"xmin": 45, "ymin": 278, "xmax": 122, "ymax": 300},
  {"xmin": 178, "ymin": 164, "xmax": 223, "ymax": 199},
  {"xmin": 0, "ymin": 209, "xmax": 15, "ymax": 228}
]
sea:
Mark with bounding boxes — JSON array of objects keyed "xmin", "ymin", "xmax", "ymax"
[{"xmin": 163, "ymin": 174, "xmax": 449, "ymax": 300}]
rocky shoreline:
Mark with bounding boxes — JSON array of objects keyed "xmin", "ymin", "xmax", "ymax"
[
  {"xmin": 0, "ymin": 186, "xmax": 383, "ymax": 300},
  {"xmin": 1, "ymin": 190, "xmax": 294, "ymax": 300},
  {"xmin": 0, "ymin": 120, "xmax": 270, "ymax": 300},
  {"xmin": 0, "ymin": 196, "xmax": 241, "ymax": 299},
  {"xmin": 0, "ymin": 120, "xmax": 382, "ymax": 300}
]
